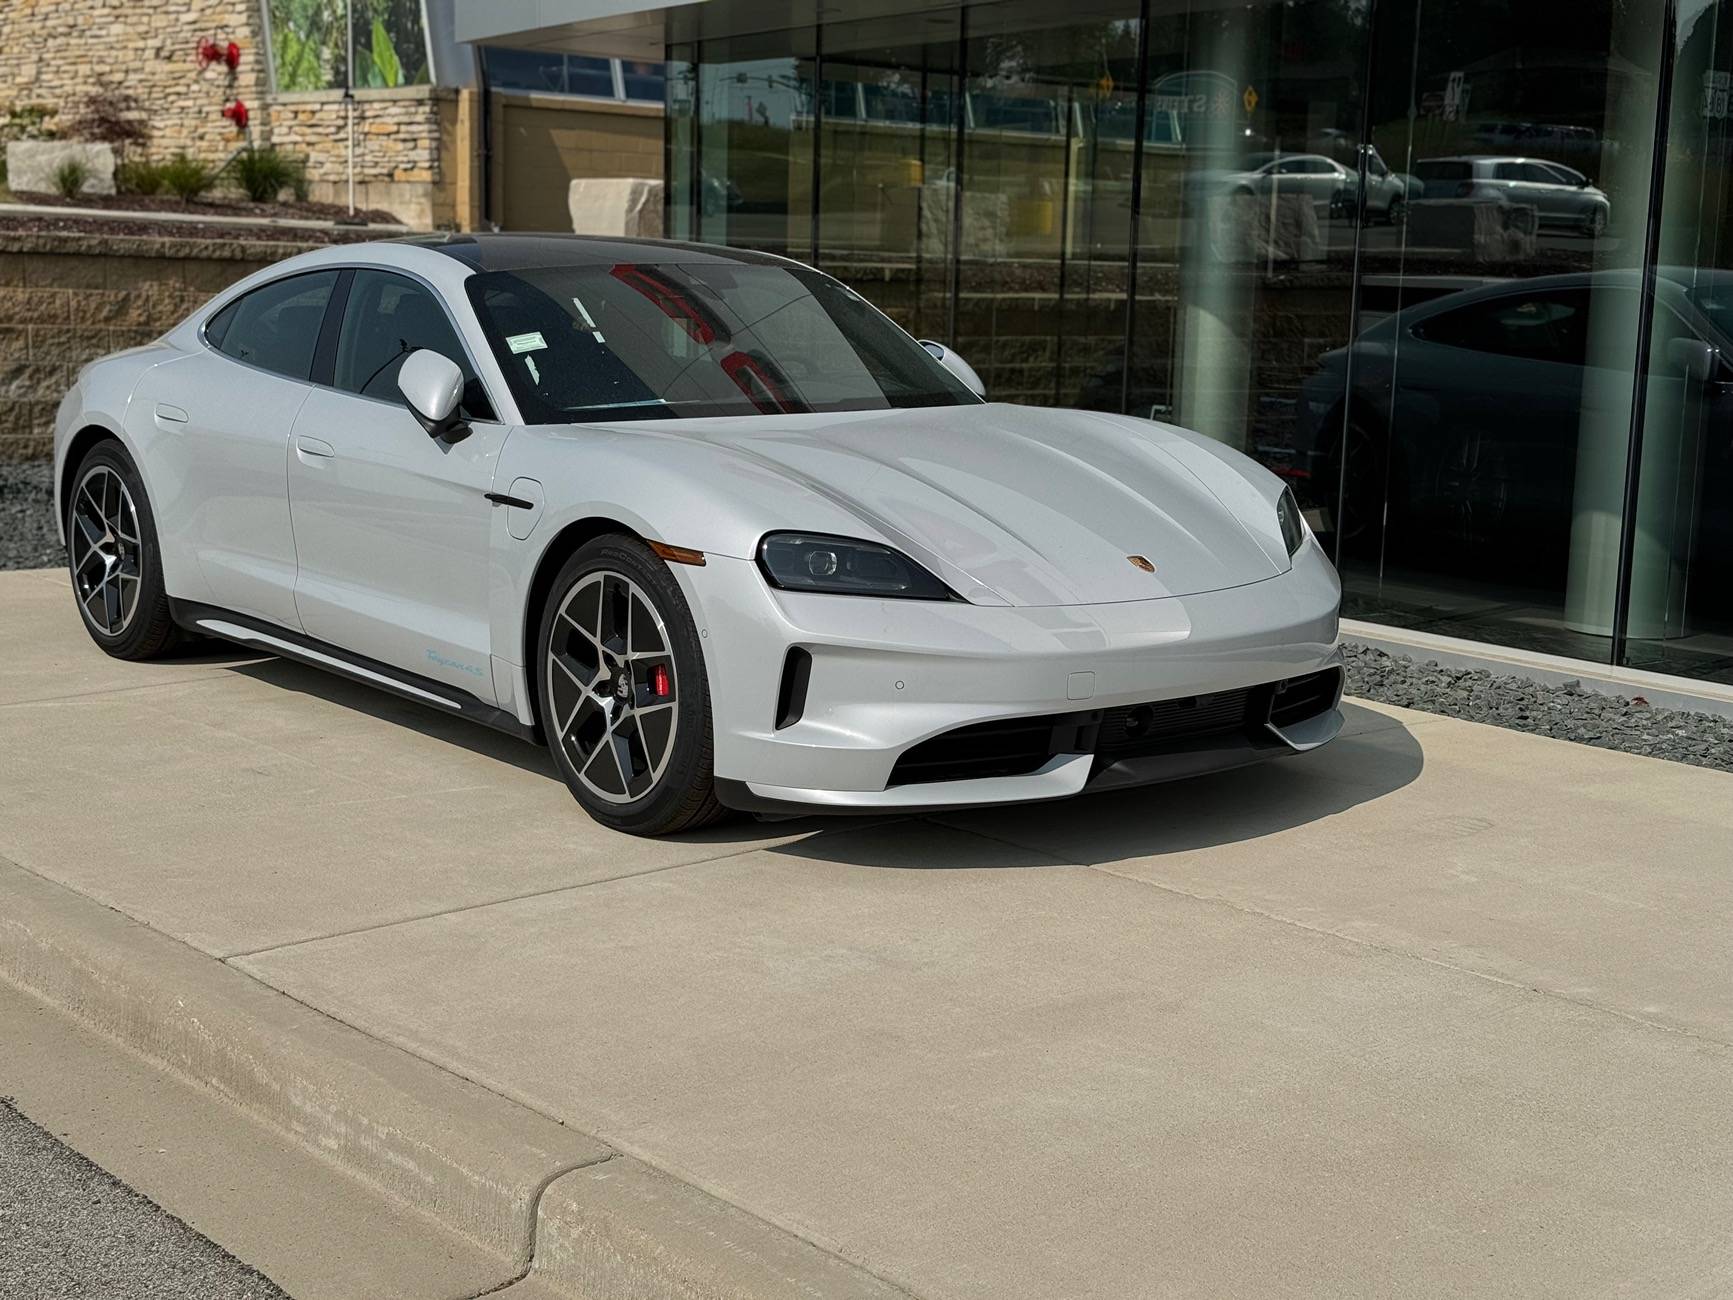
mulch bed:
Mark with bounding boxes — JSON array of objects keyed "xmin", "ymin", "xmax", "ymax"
[
  {"xmin": 6, "ymin": 189, "xmax": 402, "ymax": 226},
  {"xmin": 0, "ymin": 213, "xmax": 388, "ymax": 245}
]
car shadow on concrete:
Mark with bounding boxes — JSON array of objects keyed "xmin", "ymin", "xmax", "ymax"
[
  {"xmin": 775, "ymin": 702, "xmax": 1425, "ymax": 868},
  {"xmin": 221, "ymin": 651, "xmax": 1423, "ymax": 862}
]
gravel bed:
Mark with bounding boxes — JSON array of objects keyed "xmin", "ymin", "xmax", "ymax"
[
  {"xmin": 1345, "ymin": 643, "xmax": 1733, "ymax": 774},
  {"xmin": 0, "ymin": 459, "xmax": 60, "ymax": 571},
  {"xmin": 0, "ymin": 1098, "xmax": 289, "ymax": 1300}
]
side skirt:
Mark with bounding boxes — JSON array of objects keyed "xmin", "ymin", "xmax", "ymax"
[{"xmin": 168, "ymin": 599, "xmax": 539, "ymax": 745}]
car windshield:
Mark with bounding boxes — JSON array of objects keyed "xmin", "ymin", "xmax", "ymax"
[{"xmin": 466, "ymin": 261, "xmax": 980, "ymax": 424}]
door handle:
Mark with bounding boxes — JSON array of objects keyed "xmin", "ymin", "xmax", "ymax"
[
  {"xmin": 154, "ymin": 403, "xmax": 188, "ymax": 429},
  {"xmin": 295, "ymin": 435, "xmax": 335, "ymax": 460}
]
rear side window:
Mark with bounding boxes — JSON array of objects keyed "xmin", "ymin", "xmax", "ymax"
[
  {"xmin": 332, "ymin": 269, "xmax": 494, "ymax": 419},
  {"xmin": 206, "ymin": 271, "xmax": 340, "ymax": 381},
  {"xmin": 1416, "ymin": 290, "xmax": 1592, "ymax": 366}
]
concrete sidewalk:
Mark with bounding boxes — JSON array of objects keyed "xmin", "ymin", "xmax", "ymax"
[{"xmin": 2, "ymin": 566, "xmax": 1730, "ymax": 1299}]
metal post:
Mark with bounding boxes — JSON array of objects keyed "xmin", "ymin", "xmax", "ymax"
[
  {"xmin": 1119, "ymin": 0, "xmax": 1151, "ymax": 416},
  {"xmin": 346, "ymin": 0, "xmax": 356, "ymax": 217},
  {"xmin": 1609, "ymin": 0, "xmax": 1681, "ymax": 666}
]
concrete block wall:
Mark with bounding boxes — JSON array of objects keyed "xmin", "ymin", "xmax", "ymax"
[{"xmin": 0, "ymin": 231, "xmax": 310, "ymax": 460}]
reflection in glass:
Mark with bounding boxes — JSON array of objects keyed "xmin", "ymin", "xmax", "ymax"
[
  {"xmin": 1332, "ymin": 0, "xmax": 1665, "ymax": 663},
  {"xmin": 1627, "ymin": 2, "xmax": 1733, "ymax": 681},
  {"xmin": 694, "ymin": 29, "xmax": 816, "ymax": 258},
  {"xmin": 954, "ymin": 1, "xmax": 1142, "ymax": 408},
  {"xmin": 816, "ymin": 11, "xmax": 962, "ymax": 341}
]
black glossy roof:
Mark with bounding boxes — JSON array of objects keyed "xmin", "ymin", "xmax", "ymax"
[{"xmin": 390, "ymin": 232, "xmax": 795, "ymax": 272}]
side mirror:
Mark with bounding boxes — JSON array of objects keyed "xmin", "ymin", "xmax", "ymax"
[
  {"xmin": 1667, "ymin": 336, "xmax": 1720, "ymax": 385},
  {"xmin": 918, "ymin": 339, "xmax": 986, "ymax": 399},
  {"xmin": 398, "ymin": 349, "xmax": 471, "ymax": 443}
]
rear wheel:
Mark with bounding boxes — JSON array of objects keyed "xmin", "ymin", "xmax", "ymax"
[
  {"xmin": 66, "ymin": 441, "xmax": 179, "ymax": 660},
  {"xmin": 536, "ymin": 536, "xmax": 724, "ymax": 836}
]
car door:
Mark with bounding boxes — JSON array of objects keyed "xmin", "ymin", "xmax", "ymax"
[
  {"xmin": 1392, "ymin": 287, "xmax": 1605, "ymax": 557},
  {"xmin": 285, "ymin": 268, "xmax": 512, "ymax": 701},
  {"xmin": 135, "ymin": 269, "xmax": 341, "ymax": 629},
  {"xmin": 1516, "ymin": 162, "xmax": 1575, "ymax": 222}
]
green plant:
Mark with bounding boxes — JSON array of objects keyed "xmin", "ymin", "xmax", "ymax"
[
  {"xmin": 158, "ymin": 153, "xmax": 214, "ymax": 202},
  {"xmin": 116, "ymin": 158, "xmax": 165, "ymax": 196},
  {"xmin": 233, "ymin": 145, "xmax": 305, "ymax": 203},
  {"xmin": 52, "ymin": 157, "xmax": 90, "ymax": 200},
  {"xmin": 369, "ymin": 15, "xmax": 402, "ymax": 87}
]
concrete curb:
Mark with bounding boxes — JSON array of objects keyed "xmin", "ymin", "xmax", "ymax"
[{"xmin": 0, "ymin": 860, "xmax": 909, "ymax": 1299}]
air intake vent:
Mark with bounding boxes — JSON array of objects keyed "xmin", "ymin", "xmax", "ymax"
[
  {"xmin": 888, "ymin": 713, "xmax": 1070, "ymax": 786},
  {"xmin": 1269, "ymin": 667, "xmax": 1341, "ymax": 729},
  {"xmin": 775, "ymin": 647, "xmax": 812, "ymax": 730}
]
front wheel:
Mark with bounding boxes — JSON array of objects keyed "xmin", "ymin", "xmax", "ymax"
[
  {"xmin": 66, "ymin": 440, "xmax": 179, "ymax": 660},
  {"xmin": 536, "ymin": 536, "xmax": 725, "ymax": 836}
]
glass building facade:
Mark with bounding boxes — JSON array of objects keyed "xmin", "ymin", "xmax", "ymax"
[{"xmin": 660, "ymin": 0, "xmax": 1733, "ymax": 683}]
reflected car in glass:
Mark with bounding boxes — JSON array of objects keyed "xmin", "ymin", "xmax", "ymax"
[
  {"xmin": 1296, "ymin": 270, "xmax": 1733, "ymax": 584},
  {"xmin": 1410, "ymin": 156, "xmax": 1611, "ymax": 236},
  {"xmin": 52, "ymin": 235, "xmax": 1344, "ymax": 835}
]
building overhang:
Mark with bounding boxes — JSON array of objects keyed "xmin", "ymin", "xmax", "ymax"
[{"xmin": 455, "ymin": 0, "xmax": 686, "ymax": 60}]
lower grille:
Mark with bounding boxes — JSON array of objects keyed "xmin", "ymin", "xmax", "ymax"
[
  {"xmin": 1097, "ymin": 689, "xmax": 1256, "ymax": 760},
  {"xmin": 887, "ymin": 713, "xmax": 1069, "ymax": 786},
  {"xmin": 886, "ymin": 667, "xmax": 1341, "ymax": 789}
]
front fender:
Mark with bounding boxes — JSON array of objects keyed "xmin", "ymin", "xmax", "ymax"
[{"xmin": 486, "ymin": 425, "xmax": 872, "ymax": 725}]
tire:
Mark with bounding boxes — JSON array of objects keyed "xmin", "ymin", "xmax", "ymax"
[
  {"xmin": 1386, "ymin": 196, "xmax": 1407, "ymax": 228},
  {"xmin": 65, "ymin": 440, "xmax": 180, "ymax": 660},
  {"xmin": 1320, "ymin": 417, "xmax": 1391, "ymax": 563},
  {"xmin": 1584, "ymin": 207, "xmax": 1608, "ymax": 239},
  {"xmin": 535, "ymin": 535, "xmax": 725, "ymax": 836}
]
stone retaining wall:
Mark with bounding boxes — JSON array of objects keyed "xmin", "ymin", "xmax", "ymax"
[
  {"xmin": 0, "ymin": 230, "xmax": 313, "ymax": 460},
  {"xmin": 0, "ymin": 0, "xmax": 268, "ymax": 168}
]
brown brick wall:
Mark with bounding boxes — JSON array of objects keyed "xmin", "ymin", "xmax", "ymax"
[{"xmin": 0, "ymin": 231, "xmax": 315, "ymax": 460}]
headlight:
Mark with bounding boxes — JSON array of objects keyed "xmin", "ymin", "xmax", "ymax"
[
  {"xmin": 1276, "ymin": 487, "xmax": 1307, "ymax": 557},
  {"xmin": 758, "ymin": 533, "xmax": 955, "ymax": 600}
]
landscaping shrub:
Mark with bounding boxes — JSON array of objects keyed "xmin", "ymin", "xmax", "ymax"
[
  {"xmin": 52, "ymin": 158, "xmax": 90, "ymax": 200},
  {"xmin": 116, "ymin": 158, "xmax": 165, "ymax": 196},
  {"xmin": 62, "ymin": 91, "xmax": 149, "ymax": 163},
  {"xmin": 159, "ymin": 153, "xmax": 214, "ymax": 202},
  {"xmin": 233, "ymin": 146, "xmax": 306, "ymax": 204}
]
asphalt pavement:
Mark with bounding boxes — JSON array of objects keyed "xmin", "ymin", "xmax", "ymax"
[{"xmin": 0, "ymin": 1098, "xmax": 289, "ymax": 1300}]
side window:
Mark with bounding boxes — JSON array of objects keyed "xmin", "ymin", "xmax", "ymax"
[
  {"xmin": 207, "ymin": 271, "xmax": 340, "ymax": 381},
  {"xmin": 333, "ymin": 269, "xmax": 495, "ymax": 420},
  {"xmin": 1416, "ymin": 291, "xmax": 1591, "ymax": 366},
  {"xmin": 1494, "ymin": 162, "xmax": 1524, "ymax": 181},
  {"xmin": 1521, "ymin": 163, "xmax": 1560, "ymax": 185}
]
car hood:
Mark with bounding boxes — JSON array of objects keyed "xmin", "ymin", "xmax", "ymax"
[{"xmin": 603, "ymin": 403, "xmax": 1286, "ymax": 607}]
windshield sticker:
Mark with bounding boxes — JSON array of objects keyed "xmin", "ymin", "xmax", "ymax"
[
  {"xmin": 571, "ymin": 296, "xmax": 605, "ymax": 343},
  {"xmin": 506, "ymin": 331, "xmax": 546, "ymax": 354},
  {"xmin": 525, "ymin": 355, "xmax": 541, "ymax": 384}
]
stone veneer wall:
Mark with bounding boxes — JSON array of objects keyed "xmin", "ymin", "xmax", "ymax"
[
  {"xmin": 265, "ymin": 86, "xmax": 465, "ymax": 230},
  {"xmin": 0, "ymin": 230, "xmax": 313, "ymax": 460},
  {"xmin": 0, "ymin": 0, "xmax": 268, "ymax": 167},
  {"xmin": 0, "ymin": 3, "xmax": 469, "ymax": 229}
]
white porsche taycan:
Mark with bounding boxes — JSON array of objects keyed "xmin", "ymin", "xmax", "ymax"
[{"xmin": 53, "ymin": 234, "xmax": 1343, "ymax": 835}]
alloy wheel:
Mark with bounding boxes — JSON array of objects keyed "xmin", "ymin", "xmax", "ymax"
[
  {"xmin": 69, "ymin": 465, "xmax": 142, "ymax": 637},
  {"xmin": 545, "ymin": 570, "xmax": 680, "ymax": 804}
]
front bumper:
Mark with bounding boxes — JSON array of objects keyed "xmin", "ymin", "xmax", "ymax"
[{"xmin": 680, "ymin": 538, "xmax": 1343, "ymax": 813}]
